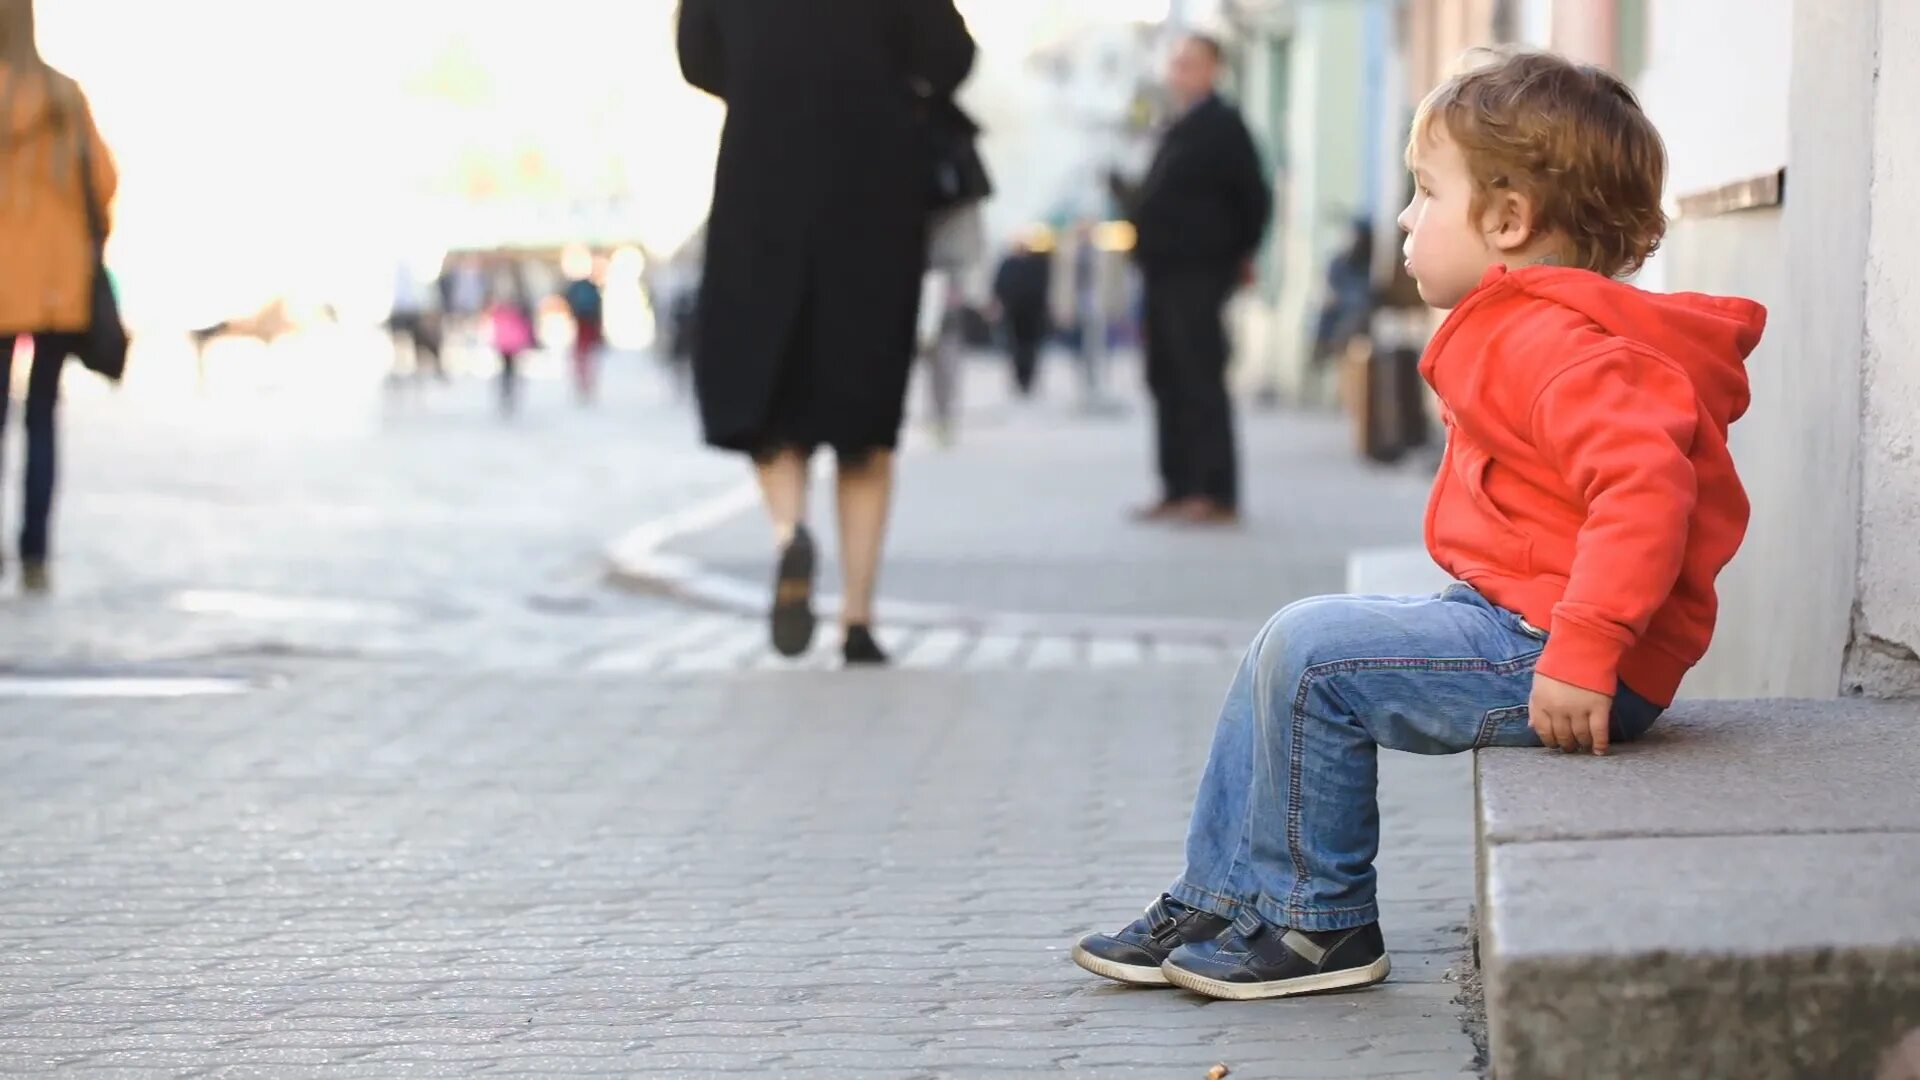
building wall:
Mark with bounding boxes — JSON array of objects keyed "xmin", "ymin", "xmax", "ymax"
[
  {"xmin": 1852, "ymin": 0, "xmax": 1920, "ymax": 694},
  {"xmin": 1614, "ymin": 0, "xmax": 1828, "ymax": 697},
  {"xmin": 1238, "ymin": 0, "xmax": 1375, "ymax": 403},
  {"xmin": 1674, "ymin": 0, "xmax": 1872, "ymax": 698}
]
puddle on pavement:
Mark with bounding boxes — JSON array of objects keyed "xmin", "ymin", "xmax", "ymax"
[{"xmin": 0, "ymin": 675, "xmax": 254, "ymax": 699}]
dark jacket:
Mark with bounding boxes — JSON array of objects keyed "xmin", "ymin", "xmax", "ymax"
[
  {"xmin": 992, "ymin": 251, "xmax": 1050, "ymax": 323},
  {"xmin": 677, "ymin": 0, "xmax": 975, "ymax": 454},
  {"xmin": 1124, "ymin": 96, "xmax": 1271, "ymax": 271}
]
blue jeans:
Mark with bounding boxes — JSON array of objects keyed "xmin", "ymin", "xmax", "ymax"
[
  {"xmin": 1169, "ymin": 585, "xmax": 1663, "ymax": 932},
  {"xmin": 0, "ymin": 335, "xmax": 66, "ymax": 562}
]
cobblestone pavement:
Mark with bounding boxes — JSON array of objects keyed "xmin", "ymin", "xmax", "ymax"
[
  {"xmin": 0, "ymin": 341, "xmax": 1479, "ymax": 1075},
  {"xmin": 0, "ymin": 665, "xmax": 1476, "ymax": 1077},
  {"xmin": 0, "ymin": 338, "xmax": 735, "ymax": 672}
]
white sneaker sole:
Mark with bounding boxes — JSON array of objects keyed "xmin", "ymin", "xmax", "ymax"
[
  {"xmin": 1071, "ymin": 942, "xmax": 1172, "ymax": 986},
  {"xmin": 1162, "ymin": 953, "xmax": 1391, "ymax": 1000}
]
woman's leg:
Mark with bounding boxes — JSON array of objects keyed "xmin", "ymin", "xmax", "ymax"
[
  {"xmin": 498, "ymin": 351, "xmax": 520, "ymax": 415},
  {"xmin": 752, "ymin": 447, "xmax": 810, "ymax": 548},
  {"xmin": 0, "ymin": 337, "xmax": 14, "ymax": 568},
  {"xmin": 21, "ymin": 335, "xmax": 66, "ymax": 566},
  {"xmin": 834, "ymin": 448, "xmax": 894, "ymax": 628}
]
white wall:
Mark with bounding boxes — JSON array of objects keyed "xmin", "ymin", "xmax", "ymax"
[
  {"xmin": 1852, "ymin": 0, "xmax": 1920, "ymax": 694},
  {"xmin": 1637, "ymin": 0, "xmax": 1862, "ymax": 699},
  {"xmin": 1632, "ymin": 0, "xmax": 1790, "ymax": 293},
  {"xmin": 1635, "ymin": 0, "xmax": 1791, "ymax": 199}
]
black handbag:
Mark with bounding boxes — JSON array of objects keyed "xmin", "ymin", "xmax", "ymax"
[
  {"xmin": 73, "ymin": 131, "xmax": 128, "ymax": 382},
  {"xmin": 926, "ymin": 97, "xmax": 991, "ymax": 212}
]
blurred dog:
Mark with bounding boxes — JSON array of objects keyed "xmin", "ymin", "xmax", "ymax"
[{"xmin": 188, "ymin": 298, "xmax": 337, "ymax": 361}]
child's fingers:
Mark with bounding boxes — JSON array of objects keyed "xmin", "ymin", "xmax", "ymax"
[
  {"xmin": 1589, "ymin": 709, "xmax": 1611, "ymax": 756},
  {"xmin": 1572, "ymin": 712, "xmax": 1595, "ymax": 752},
  {"xmin": 1550, "ymin": 710, "xmax": 1579, "ymax": 753}
]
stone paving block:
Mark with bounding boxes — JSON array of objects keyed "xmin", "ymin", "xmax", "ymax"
[
  {"xmin": 1479, "ymin": 697, "xmax": 1920, "ymax": 1079},
  {"xmin": 1478, "ymin": 696, "xmax": 1920, "ymax": 844},
  {"xmin": 1486, "ymin": 832, "xmax": 1920, "ymax": 1080},
  {"xmin": 0, "ymin": 666, "xmax": 1477, "ymax": 1076}
]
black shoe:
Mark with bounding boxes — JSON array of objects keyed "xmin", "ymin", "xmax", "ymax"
[
  {"xmin": 1071, "ymin": 895, "xmax": 1232, "ymax": 986},
  {"xmin": 1161, "ymin": 912, "xmax": 1389, "ymax": 1000},
  {"xmin": 842, "ymin": 625, "xmax": 889, "ymax": 666},
  {"xmin": 770, "ymin": 526, "xmax": 817, "ymax": 657}
]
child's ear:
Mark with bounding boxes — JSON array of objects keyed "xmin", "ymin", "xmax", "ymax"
[{"xmin": 1483, "ymin": 188, "xmax": 1537, "ymax": 254}]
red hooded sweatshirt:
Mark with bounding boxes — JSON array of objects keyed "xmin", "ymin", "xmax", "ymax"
[{"xmin": 1421, "ymin": 265, "xmax": 1766, "ymax": 705}]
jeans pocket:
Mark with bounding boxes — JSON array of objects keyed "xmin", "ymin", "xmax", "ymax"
[
  {"xmin": 1503, "ymin": 609, "xmax": 1548, "ymax": 642},
  {"xmin": 1475, "ymin": 704, "xmax": 1539, "ymax": 749}
]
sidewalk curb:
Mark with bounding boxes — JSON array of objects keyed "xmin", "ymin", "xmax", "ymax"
[{"xmin": 602, "ymin": 481, "xmax": 1252, "ymax": 646}]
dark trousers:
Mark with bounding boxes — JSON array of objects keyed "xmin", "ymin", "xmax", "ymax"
[
  {"xmin": 1005, "ymin": 310, "xmax": 1045, "ymax": 395},
  {"xmin": 0, "ymin": 334, "xmax": 69, "ymax": 562},
  {"xmin": 1144, "ymin": 265, "xmax": 1238, "ymax": 510}
]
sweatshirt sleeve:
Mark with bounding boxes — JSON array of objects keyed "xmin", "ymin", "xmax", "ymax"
[{"xmin": 1528, "ymin": 344, "xmax": 1700, "ymax": 695}]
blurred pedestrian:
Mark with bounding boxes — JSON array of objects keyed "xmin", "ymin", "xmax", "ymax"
[
  {"xmin": 1312, "ymin": 219, "xmax": 1376, "ymax": 368},
  {"xmin": 992, "ymin": 232, "xmax": 1052, "ymax": 397},
  {"xmin": 388, "ymin": 252, "xmax": 443, "ymax": 383},
  {"xmin": 678, "ymin": 0, "xmax": 974, "ymax": 666},
  {"xmin": 0, "ymin": 0, "xmax": 117, "ymax": 593},
  {"xmin": 488, "ymin": 264, "xmax": 535, "ymax": 418},
  {"xmin": 560, "ymin": 249, "xmax": 605, "ymax": 407},
  {"xmin": 1111, "ymin": 34, "xmax": 1272, "ymax": 526},
  {"xmin": 918, "ymin": 197, "xmax": 985, "ymax": 445},
  {"xmin": 447, "ymin": 253, "xmax": 487, "ymax": 347}
]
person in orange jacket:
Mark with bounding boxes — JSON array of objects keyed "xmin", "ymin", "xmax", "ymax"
[{"xmin": 0, "ymin": 0, "xmax": 116, "ymax": 592}]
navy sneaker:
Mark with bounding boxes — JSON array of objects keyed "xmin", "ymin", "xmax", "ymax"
[
  {"xmin": 1161, "ymin": 911, "xmax": 1390, "ymax": 1000},
  {"xmin": 1072, "ymin": 895, "xmax": 1233, "ymax": 986}
]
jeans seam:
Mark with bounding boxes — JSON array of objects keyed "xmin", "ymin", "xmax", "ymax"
[
  {"xmin": 1173, "ymin": 880, "xmax": 1245, "ymax": 912},
  {"xmin": 1476, "ymin": 704, "xmax": 1529, "ymax": 748},
  {"xmin": 1280, "ymin": 650, "xmax": 1544, "ymax": 916},
  {"xmin": 1276, "ymin": 897, "xmax": 1378, "ymax": 915},
  {"xmin": 1213, "ymin": 611, "xmax": 1286, "ymax": 912}
]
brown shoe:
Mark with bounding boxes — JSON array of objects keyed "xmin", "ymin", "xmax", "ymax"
[
  {"xmin": 1130, "ymin": 498, "xmax": 1185, "ymax": 522},
  {"xmin": 1173, "ymin": 499, "xmax": 1241, "ymax": 527}
]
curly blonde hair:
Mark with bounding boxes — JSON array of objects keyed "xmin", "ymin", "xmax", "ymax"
[{"xmin": 1412, "ymin": 47, "xmax": 1667, "ymax": 278}]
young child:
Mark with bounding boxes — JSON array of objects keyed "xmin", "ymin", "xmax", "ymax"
[{"xmin": 1071, "ymin": 47, "xmax": 1766, "ymax": 1001}]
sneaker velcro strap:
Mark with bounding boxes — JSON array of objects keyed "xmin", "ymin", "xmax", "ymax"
[
  {"xmin": 1230, "ymin": 909, "xmax": 1267, "ymax": 939},
  {"xmin": 1281, "ymin": 928, "xmax": 1329, "ymax": 966},
  {"xmin": 1145, "ymin": 898, "xmax": 1181, "ymax": 942}
]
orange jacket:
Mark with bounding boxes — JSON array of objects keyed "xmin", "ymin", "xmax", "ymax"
[
  {"xmin": 0, "ymin": 66, "xmax": 116, "ymax": 335},
  {"xmin": 1421, "ymin": 264, "xmax": 1766, "ymax": 705}
]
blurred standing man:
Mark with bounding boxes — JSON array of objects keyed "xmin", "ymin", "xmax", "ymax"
[
  {"xmin": 1113, "ymin": 34, "xmax": 1271, "ymax": 526},
  {"xmin": 991, "ymin": 233, "xmax": 1052, "ymax": 397}
]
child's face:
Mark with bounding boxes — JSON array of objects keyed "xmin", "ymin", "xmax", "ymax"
[{"xmin": 1397, "ymin": 126, "xmax": 1501, "ymax": 309}]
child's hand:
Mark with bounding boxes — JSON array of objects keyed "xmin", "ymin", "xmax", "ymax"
[{"xmin": 1529, "ymin": 674, "xmax": 1615, "ymax": 755}]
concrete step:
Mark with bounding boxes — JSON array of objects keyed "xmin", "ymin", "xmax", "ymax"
[{"xmin": 1475, "ymin": 697, "xmax": 1920, "ymax": 1078}]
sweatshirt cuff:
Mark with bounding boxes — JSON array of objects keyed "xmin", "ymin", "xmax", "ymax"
[{"xmin": 1536, "ymin": 619, "xmax": 1631, "ymax": 697}]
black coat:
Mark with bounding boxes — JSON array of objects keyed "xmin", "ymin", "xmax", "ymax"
[
  {"xmin": 1127, "ymin": 96, "xmax": 1272, "ymax": 271},
  {"xmin": 677, "ymin": 0, "xmax": 975, "ymax": 455}
]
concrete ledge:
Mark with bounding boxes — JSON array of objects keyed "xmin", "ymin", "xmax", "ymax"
[{"xmin": 1476, "ymin": 697, "xmax": 1920, "ymax": 1078}]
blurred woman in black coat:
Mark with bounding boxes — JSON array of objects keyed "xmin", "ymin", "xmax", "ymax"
[{"xmin": 678, "ymin": 0, "xmax": 974, "ymax": 665}]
